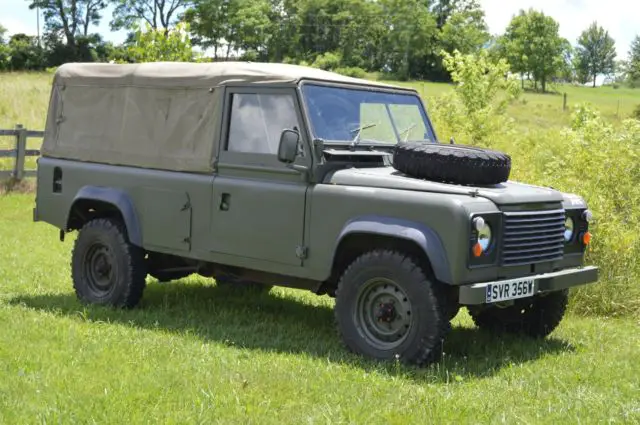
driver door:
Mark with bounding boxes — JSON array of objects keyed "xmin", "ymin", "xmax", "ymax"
[{"xmin": 209, "ymin": 87, "xmax": 310, "ymax": 268}]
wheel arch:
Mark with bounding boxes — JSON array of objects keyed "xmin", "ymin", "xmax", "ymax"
[
  {"xmin": 66, "ymin": 186, "xmax": 142, "ymax": 246},
  {"xmin": 331, "ymin": 215, "xmax": 453, "ymax": 285}
]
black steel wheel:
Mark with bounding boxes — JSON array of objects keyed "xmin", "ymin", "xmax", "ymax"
[
  {"xmin": 83, "ymin": 242, "xmax": 118, "ymax": 298},
  {"xmin": 334, "ymin": 249, "xmax": 450, "ymax": 366},
  {"xmin": 71, "ymin": 218, "xmax": 147, "ymax": 308}
]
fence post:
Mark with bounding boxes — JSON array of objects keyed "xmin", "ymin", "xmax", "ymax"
[
  {"xmin": 13, "ymin": 124, "xmax": 27, "ymax": 181},
  {"xmin": 563, "ymin": 93, "xmax": 567, "ymax": 111}
]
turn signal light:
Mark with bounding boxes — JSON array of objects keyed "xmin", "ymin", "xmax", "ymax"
[
  {"xmin": 472, "ymin": 242, "xmax": 483, "ymax": 257},
  {"xmin": 582, "ymin": 232, "xmax": 592, "ymax": 245}
]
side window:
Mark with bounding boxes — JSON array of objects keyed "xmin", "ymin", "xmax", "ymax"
[{"xmin": 227, "ymin": 93, "xmax": 300, "ymax": 154}]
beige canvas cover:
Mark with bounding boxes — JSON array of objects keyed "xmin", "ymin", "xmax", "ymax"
[{"xmin": 41, "ymin": 61, "xmax": 404, "ymax": 173}]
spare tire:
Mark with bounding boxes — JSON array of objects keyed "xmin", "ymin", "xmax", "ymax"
[{"xmin": 392, "ymin": 142, "xmax": 511, "ymax": 186}]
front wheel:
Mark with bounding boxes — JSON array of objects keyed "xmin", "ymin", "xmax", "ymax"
[
  {"xmin": 71, "ymin": 218, "xmax": 147, "ymax": 308},
  {"xmin": 468, "ymin": 289, "xmax": 569, "ymax": 338},
  {"xmin": 334, "ymin": 250, "xmax": 449, "ymax": 366}
]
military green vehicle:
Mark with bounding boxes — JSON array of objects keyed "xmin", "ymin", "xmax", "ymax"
[{"xmin": 34, "ymin": 62, "xmax": 598, "ymax": 365}]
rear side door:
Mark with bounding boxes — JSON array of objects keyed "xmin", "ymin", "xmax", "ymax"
[{"xmin": 209, "ymin": 86, "xmax": 311, "ymax": 268}]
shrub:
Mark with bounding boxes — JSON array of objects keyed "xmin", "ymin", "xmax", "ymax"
[
  {"xmin": 126, "ymin": 22, "xmax": 193, "ymax": 62},
  {"xmin": 632, "ymin": 104, "xmax": 640, "ymax": 120},
  {"xmin": 429, "ymin": 49, "xmax": 521, "ymax": 145},
  {"xmin": 311, "ymin": 52, "xmax": 342, "ymax": 71},
  {"xmin": 333, "ymin": 67, "xmax": 367, "ymax": 78},
  {"xmin": 493, "ymin": 104, "xmax": 640, "ymax": 318}
]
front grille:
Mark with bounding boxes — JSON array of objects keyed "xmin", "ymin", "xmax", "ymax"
[{"xmin": 501, "ymin": 209, "xmax": 565, "ymax": 266}]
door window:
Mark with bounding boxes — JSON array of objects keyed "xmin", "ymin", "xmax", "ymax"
[{"xmin": 227, "ymin": 93, "xmax": 300, "ymax": 154}]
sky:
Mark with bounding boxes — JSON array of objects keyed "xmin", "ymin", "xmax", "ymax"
[{"xmin": 1, "ymin": 0, "xmax": 638, "ymax": 60}]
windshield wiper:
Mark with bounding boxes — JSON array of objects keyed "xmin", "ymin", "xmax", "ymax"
[
  {"xmin": 398, "ymin": 123, "xmax": 416, "ymax": 142},
  {"xmin": 349, "ymin": 122, "xmax": 377, "ymax": 147}
]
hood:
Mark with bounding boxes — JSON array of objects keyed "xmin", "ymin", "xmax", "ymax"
[{"xmin": 325, "ymin": 166, "xmax": 565, "ymax": 206}]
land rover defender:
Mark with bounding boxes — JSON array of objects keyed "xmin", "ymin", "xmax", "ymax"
[{"xmin": 33, "ymin": 62, "xmax": 599, "ymax": 365}]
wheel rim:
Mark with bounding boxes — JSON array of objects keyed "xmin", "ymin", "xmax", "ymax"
[
  {"xmin": 354, "ymin": 277, "xmax": 413, "ymax": 351},
  {"xmin": 83, "ymin": 242, "xmax": 117, "ymax": 297}
]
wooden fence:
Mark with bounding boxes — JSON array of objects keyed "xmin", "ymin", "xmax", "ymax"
[{"xmin": 0, "ymin": 124, "xmax": 43, "ymax": 180}]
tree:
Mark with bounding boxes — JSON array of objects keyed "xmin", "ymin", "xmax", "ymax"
[
  {"xmin": 26, "ymin": 0, "xmax": 107, "ymax": 48},
  {"xmin": 7, "ymin": 33, "xmax": 46, "ymax": 70},
  {"xmin": 182, "ymin": 0, "xmax": 231, "ymax": 59},
  {"xmin": 110, "ymin": 0, "xmax": 191, "ymax": 32},
  {"xmin": 0, "ymin": 24, "xmax": 10, "ymax": 70},
  {"xmin": 378, "ymin": 0, "xmax": 438, "ymax": 80},
  {"xmin": 226, "ymin": 0, "xmax": 272, "ymax": 58},
  {"xmin": 433, "ymin": 49, "xmax": 521, "ymax": 143},
  {"xmin": 499, "ymin": 9, "xmax": 566, "ymax": 92},
  {"xmin": 627, "ymin": 35, "xmax": 640, "ymax": 86},
  {"xmin": 439, "ymin": 6, "xmax": 489, "ymax": 54},
  {"xmin": 576, "ymin": 22, "xmax": 617, "ymax": 87},
  {"xmin": 184, "ymin": 0, "xmax": 271, "ymax": 60},
  {"xmin": 126, "ymin": 22, "xmax": 193, "ymax": 61}
]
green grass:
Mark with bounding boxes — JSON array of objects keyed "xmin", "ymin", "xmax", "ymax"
[{"xmin": 1, "ymin": 193, "xmax": 640, "ymax": 423}]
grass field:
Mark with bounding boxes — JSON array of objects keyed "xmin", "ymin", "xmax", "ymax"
[
  {"xmin": 1, "ymin": 71, "xmax": 639, "ymax": 423},
  {"xmin": 1, "ymin": 194, "xmax": 639, "ymax": 423}
]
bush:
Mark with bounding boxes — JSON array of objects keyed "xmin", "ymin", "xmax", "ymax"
[
  {"xmin": 426, "ymin": 52, "xmax": 640, "ymax": 318},
  {"xmin": 126, "ymin": 22, "xmax": 193, "ymax": 62},
  {"xmin": 311, "ymin": 51, "xmax": 342, "ymax": 71},
  {"xmin": 489, "ymin": 104, "xmax": 640, "ymax": 318},
  {"xmin": 333, "ymin": 67, "xmax": 367, "ymax": 78},
  {"xmin": 429, "ymin": 49, "xmax": 521, "ymax": 144},
  {"xmin": 632, "ymin": 104, "xmax": 640, "ymax": 120}
]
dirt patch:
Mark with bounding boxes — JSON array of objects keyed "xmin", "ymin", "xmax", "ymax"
[{"xmin": 1, "ymin": 177, "xmax": 36, "ymax": 195}]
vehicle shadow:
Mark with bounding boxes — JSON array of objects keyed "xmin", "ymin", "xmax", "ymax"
[{"xmin": 9, "ymin": 281, "xmax": 577, "ymax": 382}]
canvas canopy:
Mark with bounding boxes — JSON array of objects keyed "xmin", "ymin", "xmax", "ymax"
[{"xmin": 41, "ymin": 61, "xmax": 404, "ymax": 173}]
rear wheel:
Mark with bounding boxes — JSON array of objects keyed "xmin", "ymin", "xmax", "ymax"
[
  {"xmin": 334, "ymin": 250, "xmax": 449, "ymax": 366},
  {"xmin": 71, "ymin": 218, "xmax": 147, "ymax": 308},
  {"xmin": 468, "ymin": 290, "xmax": 569, "ymax": 338}
]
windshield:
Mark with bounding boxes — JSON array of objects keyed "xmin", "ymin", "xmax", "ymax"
[{"xmin": 301, "ymin": 83, "xmax": 435, "ymax": 145}]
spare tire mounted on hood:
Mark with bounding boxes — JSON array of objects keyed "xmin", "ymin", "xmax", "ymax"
[{"xmin": 391, "ymin": 142, "xmax": 511, "ymax": 186}]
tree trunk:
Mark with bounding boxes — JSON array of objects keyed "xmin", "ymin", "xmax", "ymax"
[
  {"xmin": 593, "ymin": 74, "xmax": 597, "ymax": 88},
  {"xmin": 541, "ymin": 76, "xmax": 546, "ymax": 93}
]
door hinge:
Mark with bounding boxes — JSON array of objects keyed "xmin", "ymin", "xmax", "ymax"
[{"xmin": 295, "ymin": 245, "xmax": 308, "ymax": 259}]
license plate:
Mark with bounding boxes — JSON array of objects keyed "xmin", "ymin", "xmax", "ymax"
[{"xmin": 486, "ymin": 278, "xmax": 536, "ymax": 303}]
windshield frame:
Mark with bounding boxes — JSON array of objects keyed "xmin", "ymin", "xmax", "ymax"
[{"xmin": 297, "ymin": 79, "xmax": 438, "ymax": 147}]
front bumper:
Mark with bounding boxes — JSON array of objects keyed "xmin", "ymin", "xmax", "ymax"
[{"xmin": 458, "ymin": 265, "xmax": 599, "ymax": 305}]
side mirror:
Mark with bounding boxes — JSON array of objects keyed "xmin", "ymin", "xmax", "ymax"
[{"xmin": 277, "ymin": 129, "xmax": 300, "ymax": 163}]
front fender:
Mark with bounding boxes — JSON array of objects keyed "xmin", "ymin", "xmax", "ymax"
[
  {"xmin": 68, "ymin": 186, "xmax": 142, "ymax": 246},
  {"xmin": 335, "ymin": 215, "xmax": 452, "ymax": 284}
]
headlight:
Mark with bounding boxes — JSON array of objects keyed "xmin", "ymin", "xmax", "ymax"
[
  {"xmin": 478, "ymin": 224, "xmax": 492, "ymax": 251},
  {"xmin": 472, "ymin": 217, "xmax": 492, "ymax": 256},
  {"xmin": 564, "ymin": 217, "xmax": 574, "ymax": 242}
]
